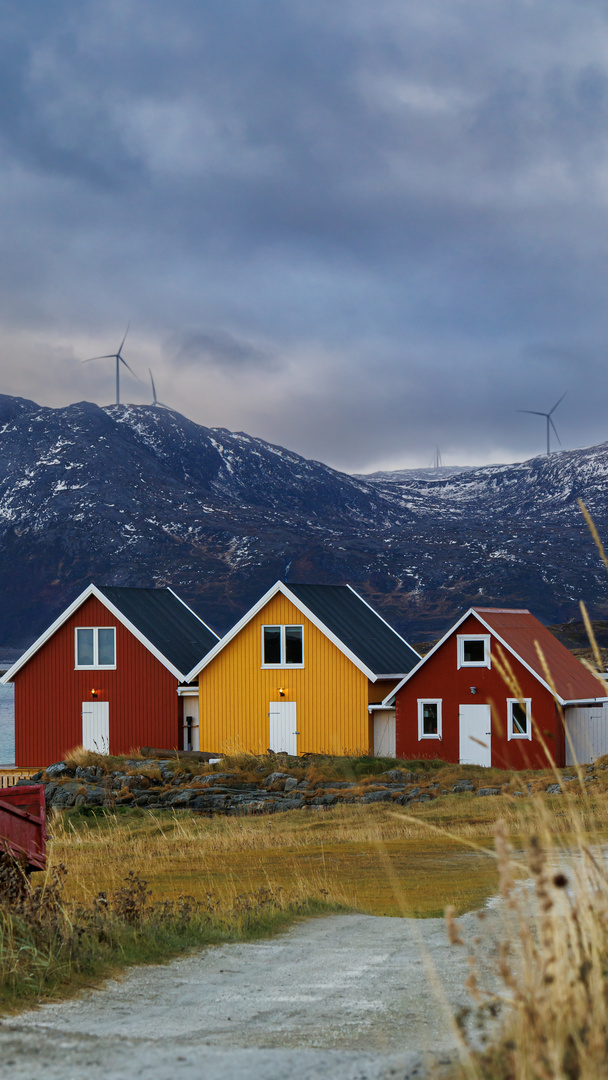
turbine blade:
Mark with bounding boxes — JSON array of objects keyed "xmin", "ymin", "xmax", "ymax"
[
  {"xmin": 549, "ymin": 391, "xmax": 567, "ymax": 416},
  {"xmin": 518, "ymin": 410, "xmax": 547, "ymax": 417},
  {"xmin": 117, "ymin": 321, "xmax": 130, "ymax": 356},
  {"xmin": 119, "ymin": 356, "xmax": 141, "ymax": 381},
  {"xmin": 149, "ymin": 368, "xmax": 157, "ymax": 402},
  {"xmin": 549, "ymin": 416, "xmax": 561, "ymax": 444},
  {"xmin": 82, "ymin": 353, "xmax": 116, "ymax": 363}
]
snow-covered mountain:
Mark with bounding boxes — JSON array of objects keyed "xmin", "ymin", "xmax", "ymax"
[{"xmin": 1, "ymin": 393, "xmax": 607, "ymax": 650}]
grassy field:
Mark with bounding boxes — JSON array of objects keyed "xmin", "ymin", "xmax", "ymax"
[
  {"xmin": 43, "ymin": 762, "xmax": 608, "ymax": 920},
  {"xmin": 47, "ymin": 800, "xmax": 503, "ymax": 919}
]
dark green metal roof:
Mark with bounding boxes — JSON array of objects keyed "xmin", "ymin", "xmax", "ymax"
[
  {"xmin": 98, "ymin": 586, "xmax": 218, "ymax": 678},
  {"xmin": 285, "ymin": 584, "xmax": 419, "ymax": 677}
]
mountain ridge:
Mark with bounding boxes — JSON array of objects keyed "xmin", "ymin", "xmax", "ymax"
[{"xmin": 1, "ymin": 394, "xmax": 607, "ymax": 652}]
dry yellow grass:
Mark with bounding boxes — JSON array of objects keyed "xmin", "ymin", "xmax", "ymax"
[
  {"xmin": 45, "ymin": 789, "xmax": 608, "ymax": 922},
  {"xmin": 44, "ymin": 801, "xmax": 507, "ymax": 918}
]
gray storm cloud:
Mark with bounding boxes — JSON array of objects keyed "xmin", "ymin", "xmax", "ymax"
[{"xmin": 1, "ymin": 0, "xmax": 608, "ymax": 470}]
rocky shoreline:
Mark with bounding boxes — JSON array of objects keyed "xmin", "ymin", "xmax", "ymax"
[{"xmin": 19, "ymin": 757, "xmax": 585, "ymax": 814}]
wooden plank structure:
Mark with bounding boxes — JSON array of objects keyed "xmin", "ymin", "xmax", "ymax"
[{"xmin": 0, "ymin": 784, "xmax": 46, "ymax": 872}]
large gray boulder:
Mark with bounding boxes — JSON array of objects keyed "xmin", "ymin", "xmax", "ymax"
[
  {"xmin": 49, "ymin": 781, "xmax": 84, "ymax": 808},
  {"xmin": 45, "ymin": 762, "xmax": 75, "ymax": 779}
]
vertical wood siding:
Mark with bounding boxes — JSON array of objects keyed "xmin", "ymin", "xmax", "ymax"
[
  {"xmin": 198, "ymin": 594, "xmax": 370, "ymax": 756},
  {"xmin": 14, "ymin": 596, "xmax": 180, "ymax": 766},
  {"xmin": 395, "ymin": 613, "xmax": 565, "ymax": 770}
]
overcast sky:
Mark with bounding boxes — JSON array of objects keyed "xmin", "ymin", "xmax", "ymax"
[{"xmin": 1, "ymin": 0, "xmax": 608, "ymax": 472}]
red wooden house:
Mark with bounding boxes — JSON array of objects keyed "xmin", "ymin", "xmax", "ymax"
[
  {"xmin": 385, "ymin": 607, "xmax": 608, "ymax": 769},
  {"xmin": 0, "ymin": 585, "xmax": 218, "ymax": 766}
]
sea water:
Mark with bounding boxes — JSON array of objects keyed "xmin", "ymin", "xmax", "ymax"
[{"xmin": 0, "ymin": 683, "xmax": 15, "ymax": 765}]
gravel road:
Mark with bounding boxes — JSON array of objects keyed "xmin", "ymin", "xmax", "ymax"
[{"xmin": 0, "ymin": 910, "xmax": 502, "ymax": 1080}]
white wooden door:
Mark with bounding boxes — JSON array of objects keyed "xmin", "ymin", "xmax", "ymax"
[
  {"xmin": 269, "ymin": 702, "xmax": 297, "ymax": 755},
  {"xmin": 565, "ymin": 706, "xmax": 608, "ymax": 765},
  {"xmin": 183, "ymin": 697, "xmax": 200, "ymax": 752},
  {"xmin": 374, "ymin": 710, "xmax": 396, "ymax": 757},
  {"xmin": 82, "ymin": 701, "xmax": 110, "ymax": 754},
  {"xmin": 459, "ymin": 704, "xmax": 491, "ymax": 766}
]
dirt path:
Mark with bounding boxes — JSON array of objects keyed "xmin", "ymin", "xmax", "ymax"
[{"xmin": 0, "ymin": 910, "xmax": 501, "ymax": 1079}]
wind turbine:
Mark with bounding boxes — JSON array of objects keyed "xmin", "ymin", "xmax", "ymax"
[
  {"xmin": 429, "ymin": 449, "xmax": 452, "ymax": 468},
  {"xmin": 149, "ymin": 369, "xmax": 170, "ymax": 409},
  {"xmin": 82, "ymin": 323, "xmax": 139, "ymax": 405},
  {"xmin": 518, "ymin": 392, "xmax": 567, "ymax": 456}
]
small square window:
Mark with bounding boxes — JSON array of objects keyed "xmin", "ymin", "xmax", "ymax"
[
  {"xmin": 457, "ymin": 635, "xmax": 491, "ymax": 669},
  {"xmin": 418, "ymin": 699, "xmax": 442, "ymax": 739},
  {"xmin": 507, "ymin": 698, "xmax": 532, "ymax": 740}
]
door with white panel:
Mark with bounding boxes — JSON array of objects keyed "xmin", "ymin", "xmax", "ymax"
[
  {"xmin": 268, "ymin": 701, "xmax": 298, "ymax": 755},
  {"xmin": 183, "ymin": 697, "xmax": 200, "ymax": 751},
  {"xmin": 459, "ymin": 704, "xmax": 491, "ymax": 766},
  {"xmin": 82, "ymin": 701, "xmax": 110, "ymax": 754}
]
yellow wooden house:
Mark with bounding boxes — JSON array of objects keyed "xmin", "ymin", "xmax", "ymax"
[{"xmin": 185, "ymin": 582, "xmax": 420, "ymax": 757}]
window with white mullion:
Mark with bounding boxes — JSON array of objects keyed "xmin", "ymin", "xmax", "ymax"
[
  {"xmin": 75, "ymin": 627, "xmax": 116, "ymax": 669},
  {"xmin": 261, "ymin": 625, "xmax": 304, "ymax": 667}
]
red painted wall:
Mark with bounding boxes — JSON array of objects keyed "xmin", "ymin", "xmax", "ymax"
[
  {"xmin": 13, "ymin": 596, "xmax": 180, "ymax": 766},
  {"xmin": 395, "ymin": 614, "xmax": 565, "ymax": 769}
]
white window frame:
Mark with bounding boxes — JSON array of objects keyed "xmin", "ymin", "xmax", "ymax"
[
  {"xmin": 457, "ymin": 634, "xmax": 491, "ymax": 669},
  {"xmin": 75, "ymin": 627, "xmax": 116, "ymax": 670},
  {"xmin": 417, "ymin": 699, "xmax": 442, "ymax": 740},
  {"xmin": 261, "ymin": 624, "xmax": 305, "ymax": 669},
  {"xmin": 507, "ymin": 697, "xmax": 532, "ymax": 741}
]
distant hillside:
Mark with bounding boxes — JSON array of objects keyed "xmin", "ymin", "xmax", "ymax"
[{"xmin": 1, "ymin": 394, "xmax": 608, "ymax": 651}]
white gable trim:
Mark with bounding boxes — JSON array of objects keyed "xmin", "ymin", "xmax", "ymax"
[
  {"xmin": 345, "ymin": 584, "xmax": 421, "ymax": 663},
  {"xmin": 380, "ymin": 607, "xmax": 587, "ymax": 707},
  {"xmin": 1, "ymin": 584, "xmax": 189, "ymax": 684},
  {"xmin": 184, "ymin": 581, "xmax": 380, "ymax": 683},
  {"xmin": 167, "ymin": 587, "xmax": 219, "ymax": 641},
  {"xmin": 381, "ymin": 608, "xmax": 478, "ymax": 705},
  {"xmin": 469, "ymin": 610, "xmax": 565, "ymax": 704}
]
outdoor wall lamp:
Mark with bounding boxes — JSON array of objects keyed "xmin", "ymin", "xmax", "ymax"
[
  {"xmin": 91, "ymin": 688, "xmax": 98, "ymax": 697},
  {"xmin": 278, "ymin": 687, "xmax": 287, "ymax": 697}
]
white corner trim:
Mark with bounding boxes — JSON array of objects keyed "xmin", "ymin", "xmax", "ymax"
[
  {"xmin": 1, "ymin": 583, "xmax": 189, "ymax": 684},
  {"xmin": 184, "ymin": 580, "xmax": 379, "ymax": 683}
]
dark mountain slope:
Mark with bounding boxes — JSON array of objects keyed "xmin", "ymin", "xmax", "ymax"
[{"xmin": 0, "ymin": 394, "xmax": 607, "ymax": 650}]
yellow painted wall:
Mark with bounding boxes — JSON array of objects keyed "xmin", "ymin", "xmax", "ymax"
[{"xmin": 198, "ymin": 593, "xmax": 371, "ymax": 755}]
